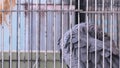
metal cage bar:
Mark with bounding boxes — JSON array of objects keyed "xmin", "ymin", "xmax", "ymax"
[
  {"xmin": 9, "ymin": 0, "xmax": 13, "ymax": 68},
  {"xmin": 17, "ymin": 0, "xmax": 21, "ymax": 68},
  {"xmin": 34, "ymin": 0, "xmax": 39, "ymax": 68},
  {"xmin": 27, "ymin": 0, "xmax": 30, "ymax": 68},
  {"xmin": 110, "ymin": 0, "xmax": 114, "ymax": 68},
  {"xmin": 69, "ymin": 0, "xmax": 73, "ymax": 68},
  {"xmin": 86, "ymin": 0, "xmax": 89, "ymax": 68},
  {"xmin": 53, "ymin": 0, "xmax": 56, "ymax": 68},
  {"xmin": 45, "ymin": 0, "xmax": 47, "ymax": 68},
  {"xmin": 77, "ymin": 0, "xmax": 80, "ymax": 68},
  {"xmin": 1, "ymin": 0, "xmax": 4, "ymax": 68},
  {"xmin": 0, "ymin": 0, "xmax": 120, "ymax": 68},
  {"xmin": 95, "ymin": 0, "xmax": 97, "ymax": 68},
  {"xmin": 61, "ymin": 0, "xmax": 64, "ymax": 68},
  {"xmin": 102, "ymin": 0, "xmax": 105, "ymax": 68}
]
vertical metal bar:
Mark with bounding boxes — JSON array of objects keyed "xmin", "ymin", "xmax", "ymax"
[
  {"xmin": 25, "ymin": 0, "xmax": 31, "ymax": 68},
  {"xmin": 35, "ymin": 0, "xmax": 39, "ymax": 68},
  {"xmin": 119, "ymin": 22, "xmax": 120, "ymax": 68},
  {"xmin": 95, "ymin": 0, "xmax": 97, "ymax": 68},
  {"xmin": 116, "ymin": 4, "xmax": 120, "ymax": 68},
  {"xmin": 9, "ymin": 0, "xmax": 13, "ymax": 68},
  {"xmin": 38, "ymin": 0, "xmax": 41, "ymax": 67},
  {"xmin": 24, "ymin": 0, "xmax": 27, "ymax": 68},
  {"xmin": 61, "ymin": 0, "xmax": 64, "ymax": 68},
  {"xmin": 0, "ymin": 28, "xmax": 1, "ymax": 68},
  {"xmin": 31, "ymin": 0, "xmax": 33, "ymax": 68},
  {"xmin": 110, "ymin": 0, "xmax": 113, "ymax": 68},
  {"xmin": 25, "ymin": 9, "xmax": 28, "ymax": 68},
  {"xmin": 27, "ymin": 0, "xmax": 30, "ymax": 68},
  {"xmin": 118, "ymin": 3, "xmax": 120, "ymax": 68},
  {"xmin": 17, "ymin": 0, "xmax": 19, "ymax": 48},
  {"xmin": 1, "ymin": 26, "xmax": 4, "ymax": 68},
  {"xmin": 69, "ymin": 0, "xmax": 72, "ymax": 68},
  {"xmin": 107, "ymin": 14, "xmax": 109, "ymax": 33},
  {"xmin": 119, "ymin": 10, "xmax": 120, "ymax": 68},
  {"xmin": 53, "ymin": 0, "xmax": 56, "ymax": 68},
  {"xmin": 117, "ymin": 4, "xmax": 120, "ymax": 68},
  {"xmin": 45, "ymin": 0, "xmax": 47, "ymax": 68},
  {"xmin": 17, "ymin": 0, "xmax": 21, "ymax": 68},
  {"xmin": 78, "ymin": 0, "xmax": 80, "ymax": 68},
  {"xmin": 1, "ymin": 0, "xmax": 4, "ymax": 68},
  {"xmin": 86, "ymin": 0, "xmax": 89, "ymax": 68},
  {"xmin": 102, "ymin": 0, "xmax": 105, "ymax": 68}
]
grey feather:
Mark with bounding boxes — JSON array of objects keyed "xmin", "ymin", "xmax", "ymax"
[{"xmin": 57, "ymin": 22, "xmax": 119, "ymax": 68}]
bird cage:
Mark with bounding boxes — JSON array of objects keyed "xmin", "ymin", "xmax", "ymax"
[{"xmin": 0, "ymin": 0, "xmax": 120, "ymax": 68}]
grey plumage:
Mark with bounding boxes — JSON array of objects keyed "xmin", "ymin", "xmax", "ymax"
[{"xmin": 58, "ymin": 22, "xmax": 119, "ymax": 68}]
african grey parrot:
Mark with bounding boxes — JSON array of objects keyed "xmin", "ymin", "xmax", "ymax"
[{"xmin": 58, "ymin": 22, "xmax": 119, "ymax": 68}]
